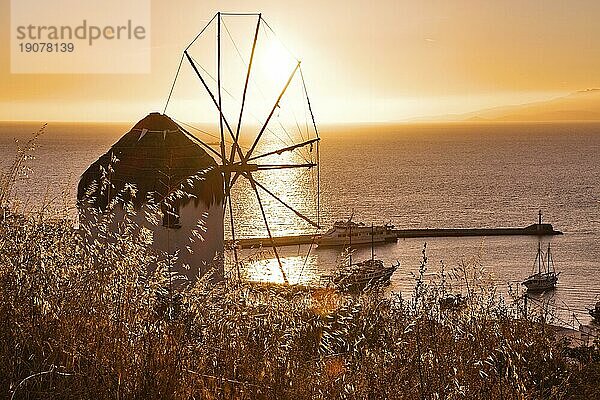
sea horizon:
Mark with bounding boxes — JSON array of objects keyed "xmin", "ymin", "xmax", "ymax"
[{"xmin": 2, "ymin": 119, "xmax": 599, "ymax": 325}]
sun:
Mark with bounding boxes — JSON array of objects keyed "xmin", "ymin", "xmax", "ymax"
[{"xmin": 257, "ymin": 37, "xmax": 296, "ymax": 87}]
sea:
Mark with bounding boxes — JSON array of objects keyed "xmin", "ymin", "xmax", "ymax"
[{"xmin": 2, "ymin": 121, "xmax": 599, "ymax": 325}]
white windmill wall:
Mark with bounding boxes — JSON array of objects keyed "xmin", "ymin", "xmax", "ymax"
[
  {"xmin": 149, "ymin": 200, "xmax": 224, "ymax": 283},
  {"xmin": 77, "ymin": 112, "xmax": 226, "ymax": 287},
  {"xmin": 78, "ymin": 199, "xmax": 224, "ymax": 286}
]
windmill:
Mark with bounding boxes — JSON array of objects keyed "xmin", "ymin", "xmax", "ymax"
[{"xmin": 163, "ymin": 12, "xmax": 321, "ymax": 284}]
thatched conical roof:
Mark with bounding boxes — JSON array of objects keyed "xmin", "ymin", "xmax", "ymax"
[{"xmin": 78, "ymin": 113, "xmax": 223, "ymax": 211}]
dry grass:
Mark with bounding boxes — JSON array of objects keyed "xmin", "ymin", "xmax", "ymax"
[{"xmin": 1, "ymin": 126, "xmax": 599, "ymax": 399}]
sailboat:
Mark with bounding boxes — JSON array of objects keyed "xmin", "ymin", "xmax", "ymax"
[
  {"xmin": 332, "ymin": 223, "xmax": 399, "ymax": 291},
  {"xmin": 588, "ymin": 300, "xmax": 600, "ymax": 321},
  {"xmin": 522, "ymin": 242, "xmax": 560, "ymax": 292}
]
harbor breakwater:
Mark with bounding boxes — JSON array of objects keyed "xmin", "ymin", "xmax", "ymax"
[{"xmin": 230, "ymin": 223, "xmax": 562, "ymax": 249}]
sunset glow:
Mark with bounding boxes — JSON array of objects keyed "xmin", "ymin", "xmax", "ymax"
[
  {"xmin": 3, "ymin": 1, "xmax": 600, "ymax": 395},
  {"xmin": 1, "ymin": 0, "xmax": 599, "ymax": 122}
]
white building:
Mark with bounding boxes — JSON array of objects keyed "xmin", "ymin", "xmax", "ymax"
[{"xmin": 77, "ymin": 113, "xmax": 224, "ymax": 287}]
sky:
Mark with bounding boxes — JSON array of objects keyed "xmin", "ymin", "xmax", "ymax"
[{"xmin": 1, "ymin": 0, "xmax": 599, "ymax": 123}]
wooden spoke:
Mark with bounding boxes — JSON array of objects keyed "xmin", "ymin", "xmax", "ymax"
[
  {"xmin": 185, "ymin": 13, "xmax": 218, "ymax": 51},
  {"xmin": 178, "ymin": 125, "xmax": 224, "ymax": 160},
  {"xmin": 184, "ymin": 51, "xmax": 245, "ymax": 162},
  {"xmin": 217, "ymin": 13, "xmax": 226, "ymax": 165},
  {"xmin": 247, "ymin": 173, "xmax": 320, "ymax": 229},
  {"xmin": 230, "ymin": 15, "xmax": 261, "ymax": 165},
  {"xmin": 244, "ymin": 61, "xmax": 301, "ymax": 162},
  {"xmin": 255, "ymin": 163, "xmax": 316, "ymax": 170},
  {"xmin": 247, "ymin": 177, "xmax": 289, "ymax": 284},
  {"xmin": 247, "ymin": 138, "xmax": 319, "ymax": 162},
  {"xmin": 227, "ymin": 161, "xmax": 315, "ymax": 190}
]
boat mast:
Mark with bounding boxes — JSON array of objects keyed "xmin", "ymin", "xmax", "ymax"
[
  {"xmin": 537, "ymin": 241, "xmax": 542, "ymax": 275},
  {"xmin": 371, "ymin": 222, "xmax": 374, "ymax": 261},
  {"xmin": 547, "ymin": 243, "xmax": 553, "ymax": 273},
  {"xmin": 349, "ymin": 222, "xmax": 352, "ymax": 266}
]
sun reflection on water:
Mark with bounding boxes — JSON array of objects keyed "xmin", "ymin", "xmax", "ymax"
[
  {"xmin": 227, "ymin": 137, "xmax": 319, "ymax": 239},
  {"xmin": 239, "ymin": 253, "xmax": 322, "ymax": 286}
]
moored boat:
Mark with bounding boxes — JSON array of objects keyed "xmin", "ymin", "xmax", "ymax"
[
  {"xmin": 439, "ymin": 293, "xmax": 467, "ymax": 310},
  {"xmin": 317, "ymin": 220, "xmax": 396, "ymax": 247},
  {"xmin": 523, "ymin": 242, "xmax": 560, "ymax": 292},
  {"xmin": 332, "ymin": 259, "xmax": 399, "ymax": 292},
  {"xmin": 588, "ymin": 301, "xmax": 600, "ymax": 321},
  {"xmin": 329, "ymin": 221, "xmax": 399, "ymax": 291}
]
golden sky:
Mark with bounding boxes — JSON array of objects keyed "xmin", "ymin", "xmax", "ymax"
[{"xmin": 1, "ymin": 0, "xmax": 599, "ymax": 122}]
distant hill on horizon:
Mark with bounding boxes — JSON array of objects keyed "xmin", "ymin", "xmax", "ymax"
[{"xmin": 414, "ymin": 89, "xmax": 600, "ymax": 122}]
